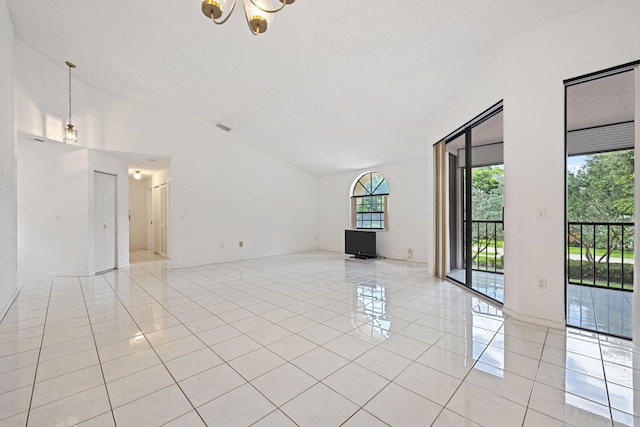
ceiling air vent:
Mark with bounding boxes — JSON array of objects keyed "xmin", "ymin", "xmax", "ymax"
[{"xmin": 216, "ymin": 123, "xmax": 231, "ymax": 132}]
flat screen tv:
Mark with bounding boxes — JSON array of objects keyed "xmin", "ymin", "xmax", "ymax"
[{"xmin": 345, "ymin": 230, "xmax": 377, "ymax": 259}]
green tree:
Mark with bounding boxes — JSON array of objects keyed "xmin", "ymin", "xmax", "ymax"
[
  {"xmin": 567, "ymin": 150, "xmax": 635, "ymax": 265},
  {"xmin": 568, "ymin": 150, "xmax": 634, "ymax": 222},
  {"xmin": 472, "ymin": 166, "xmax": 503, "ymax": 194},
  {"xmin": 471, "ymin": 166, "xmax": 504, "ymax": 221},
  {"xmin": 470, "ymin": 166, "xmax": 504, "ymax": 269}
]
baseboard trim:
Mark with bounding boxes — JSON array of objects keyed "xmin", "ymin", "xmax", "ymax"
[
  {"xmin": 170, "ymin": 247, "xmax": 321, "ymax": 270},
  {"xmin": 48, "ymin": 272, "xmax": 94, "ymax": 277},
  {"xmin": 502, "ymin": 306, "xmax": 565, "ymax": 330}
]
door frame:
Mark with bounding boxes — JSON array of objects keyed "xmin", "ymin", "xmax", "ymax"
[
  {"xmin": 440, "ymin": 101, "xmax": 504, "ymax": 301},
  {"xmin": 563, "ymin": 60, "xmax": 640, "ymax": 340},
  {"xmin": 94, "ymin": 171, "xmax": 118, "ymax": 274}
]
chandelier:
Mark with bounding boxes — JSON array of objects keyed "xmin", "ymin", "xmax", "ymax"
[
  {"xmin": 201, "ymin": 0, "xmax": 295, "ymax": 35},
  {"xmin": 63, "ymin": 61, "xmax": 78, "ymax": 143}
]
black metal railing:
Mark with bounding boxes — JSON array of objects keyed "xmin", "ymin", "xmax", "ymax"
[
  {"xmin": 567, "ymin": 222, "xmax": 634, "ymax": 291},
  {"xmin": 465, "ymin": 220, "xmax": 504, "ymax": 274}
]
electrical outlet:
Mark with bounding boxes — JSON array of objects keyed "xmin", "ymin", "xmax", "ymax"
[
  {"xmin": 536, "ymin": 277, "xmax": 547, "ymax": 289},
  {"xmin": 239, "ymin": 241, "xmax": 243, "ymax": 248},
  {"xmin": 408, "ymin": 248, "xmax": 413, "ymax": 257}
]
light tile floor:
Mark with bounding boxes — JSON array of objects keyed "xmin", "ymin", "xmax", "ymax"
[
  {"xmin": 0, "ymin": 250, "xmax": 639, "ymax": 426},
  {"xmin": 567, "ymin": 284, "xmax": 634, "ymax": 338}
]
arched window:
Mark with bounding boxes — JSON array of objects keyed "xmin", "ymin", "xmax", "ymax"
[{"xmin": 350, "ymin": 172, "xmax": 389, "ymax": 230}]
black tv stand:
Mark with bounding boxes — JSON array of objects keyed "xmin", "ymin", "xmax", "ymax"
[{"xmin": 351, "ymin": 254, "xmax": 376, "ymax": 260}]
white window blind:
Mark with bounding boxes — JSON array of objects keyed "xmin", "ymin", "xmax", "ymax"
[
  {"xmin": 567, "ymin": 121, "xmax": 634, "ymax": 156},
  {"xmin": 458, "ymin": 143, "xmax": 504, "ymax": 168}
]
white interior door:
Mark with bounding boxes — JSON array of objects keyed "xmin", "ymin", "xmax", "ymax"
[
  {"xmin": 94, "ymin": 172, "xmax": 117, "ymax": 273},
  {"xmin": 160, "ymin": 183, "xmax": 168, "ymax": 257},
  {"xmin": 146, "ymin": 188, "xmax": 153, "ymax": 250},
  {"xmin": 153, "ymin": 185, "xmax": 160, "ymax": 254},
  {"xmin": 152, "ymin": 182, "xmax": 169, "ymax": 257}
]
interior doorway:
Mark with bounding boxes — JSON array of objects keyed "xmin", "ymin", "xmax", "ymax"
[
  {"xmin": 94, "ymin": 171, "xmax": 117, "ymax": 273},
  {"xmin": 446, "ymin": 105, "xmax": 505, "ymax": 303},
  {"xmin": 565, "ymin": 64, "xmax": 638, "ymax": 338}
]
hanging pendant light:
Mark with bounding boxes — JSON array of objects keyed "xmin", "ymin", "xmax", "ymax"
[
  {"xmin": 133, "ymin": 170, "xmax": 142, "ymax": 180},
  {"xmin": 63, "ymin": 61, "xmax": 78, "ymax": 143},
  {"xmin": 202, "ymin": 0, "xmax": 294, "ymax": 35}
]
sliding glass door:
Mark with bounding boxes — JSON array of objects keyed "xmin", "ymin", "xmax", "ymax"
[{"xmin": 446, "ymin": 106, "xmax": 505, "ymax": 303}]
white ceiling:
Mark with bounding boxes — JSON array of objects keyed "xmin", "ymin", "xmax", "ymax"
[{"xmin": 7, "ymin": 0, "xmax": 603, "ymax": 175}]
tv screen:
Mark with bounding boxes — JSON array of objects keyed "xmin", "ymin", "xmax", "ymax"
[{"xmin": 345, "ymin": 230, "xmax": 377, "ymax": 259}]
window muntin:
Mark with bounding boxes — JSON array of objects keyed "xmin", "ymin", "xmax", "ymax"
[{"xmin": 351, "ymin": 172, "xmax": 389, "ymax": 230}]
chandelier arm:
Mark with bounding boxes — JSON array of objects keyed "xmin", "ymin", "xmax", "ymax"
[
  {"xmin": 212, "ymin": 0, "xmax": 237, "ymax": 25},
  {"xmin": 242, "ymin": 0, "xmax": 261, "ymax": 35},
  {"xmin": 247, "ymin": 0, "xmax": 286, "ymax": 14}
]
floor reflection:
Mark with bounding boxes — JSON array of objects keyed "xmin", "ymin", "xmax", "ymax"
[
  {"xmin": 345, "ymin": 259, "xmax": 391, "ymax": 341},
  {"xmin": 567, "ymin": 284, "xmax": 633, "ymax": 338},
  {"xmin": 447, "ymin": 269, "xmax": 504, "ymax": 303},
  {"xmin": 7, "ymin": 249, "xmax": 640, "ymax": 425}
]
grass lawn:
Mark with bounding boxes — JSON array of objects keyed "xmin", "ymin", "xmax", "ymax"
[
  {"xmin": 474, "ymin": 241, "xmax": 635, "ymax": 260},
  {"xmin": 567, "ymin": 246, "xmax": 634, "ymax": 260},
  {"xmin": 570, "ymin": 280, "xmax": 633, "ymax": 291},
  {"xmin": 475, "ymin": 239, "xmax": 504, "ymax": 249}
]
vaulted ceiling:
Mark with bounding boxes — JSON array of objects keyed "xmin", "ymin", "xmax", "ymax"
[{"xmin": 7, "ymin": 0, "xmax": 602, "ymax": 175}]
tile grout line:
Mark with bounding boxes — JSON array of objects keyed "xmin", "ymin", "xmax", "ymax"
[
  {"xmin": 134, "ymin": 262, "xmax": 320, "ymax": 424},
  {"xmin": 336, "ymin": 301, "xmax": 507, "ymax": 426},
  {"xmin": 120, "ymin": 252, "xmax": 632, "ymax": 426},
  {"xmin": 122, "ymin": 254, "xmax": 402, "ymax": 424},
  {"xmin": 24, "ymin": 277, "xmax": 54, "ymax": 426},
  {"xmin": 114, "ymin": 257, "xmax": 329, "ymax": 424},
  {"xmin": 422, "ymin": 311, "xmax": 506, "ymax": 426},
  {"xmin": 597, "ymin": 331, "xmax": 615, "ymax": 424},
  {"xmin": 520, "ymin": 326, "xmax": 548, "ymax": 427},
  {"xmin": 100, "ymin": 270, "xmax": 208, "ymax": 426},
  {"xmin": 308, "ymin": 278, "xmax": 502, "ymax": 424},
  {"xmin": 121, "ymin": 261, "xmax": 324, "ymax": 425},
  {"xmin": 78, "ymin": 275, "xmax": 119, "ymax": 426}
]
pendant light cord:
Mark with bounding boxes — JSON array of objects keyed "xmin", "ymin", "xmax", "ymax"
[{"xmin": 68, "ymin": 64, "xmax": 72, "ymax": 125}]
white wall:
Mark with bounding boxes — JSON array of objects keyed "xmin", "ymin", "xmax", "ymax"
[
  {"xmin": 0, "ymin": 0, "xmax": 17, "ymax": 316},
  {"xmin": 17, "ymin": 142, "xmax": 89, "ymax": 282},
  {"xmin": 427, "ymin": 0, "xmax": 640, "ymax": 328},
  {"xmin": 14, "ymin": 40, "xmax": 319, "ymax": 270},
  {"xmin": 129, "ymin": 176, "xmax": 149, "ymax": 249},
  {"xmin": 17, "ymin": 143, "xmax": 130, "ymax": 282},
  {"xmin": 319, "ymin": 160, "xmax": 429, "ymax": 263}
]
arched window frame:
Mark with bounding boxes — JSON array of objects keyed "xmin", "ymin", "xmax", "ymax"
[{"xmin": 350, "ymin": 171, "xmax": 389, "ymax": 230}]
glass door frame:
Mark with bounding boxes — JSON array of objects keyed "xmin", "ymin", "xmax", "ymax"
[
  {"xmin": 443, "ymin": 101, "xmax": 504, "ymax": 302},
  {"xmin": 564, "ymin": 60, "xmax": 640, "ymax": 339}
]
